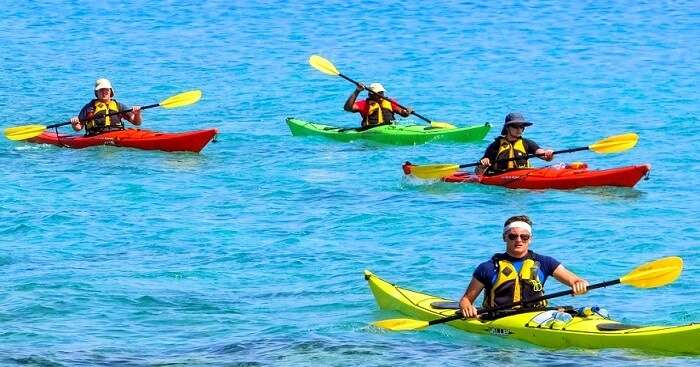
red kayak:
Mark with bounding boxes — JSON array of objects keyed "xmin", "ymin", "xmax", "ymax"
[
  {"xmin": 30, "ymin": 128, "xmax": 217, "ymax": 153},
  {"xmin": 409, "ymin": 163, "xmax": 651, "ymax": 189}
]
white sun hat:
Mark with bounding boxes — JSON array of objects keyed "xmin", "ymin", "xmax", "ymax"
[
  {"xmin": 94, "ymin": 78, "xmax": 113, "ymax": 91},
  {"xmin": 368, "ymin": 82, "xmax": 385, "ymax": 93}
]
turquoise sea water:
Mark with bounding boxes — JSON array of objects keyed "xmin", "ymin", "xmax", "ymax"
[{"xmin": 1, "ymin": 1, "xmax": 699, "ymax": 365}]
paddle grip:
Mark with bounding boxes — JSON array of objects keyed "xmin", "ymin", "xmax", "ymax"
[
  {"xmin": 46, "ymin": 103, "xmax": 160, "ymax": 129},
  {"xmin": 585, "ymin": 279, "xmax": 621, "ymax": 291}
]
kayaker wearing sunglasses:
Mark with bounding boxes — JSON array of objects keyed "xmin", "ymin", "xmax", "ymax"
[
  {"xmin": 70, "ymin": 78, "xmax": 142, "ymax": 136},
  {"xmin": 459, "ymin": 215, "xmax": 589, "ymax": 318},
  {"xmin": 477, "ymin": 113, "xmax": 554, "ymax": 175},
  {"xmin": 343, "ymin": 82, "xmax": 412, "ymax": 129}
]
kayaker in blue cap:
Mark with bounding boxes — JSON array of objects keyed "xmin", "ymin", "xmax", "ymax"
[
  {"xmin": 459, "ymin": 215, "xmax": 589, "ymax": 318},
  {"xmin": 70, "ymin": 78, "xmax": 142, "ymax": 135},
  {"xmin": 344, "ymin": 82, "xmax": 412, "ymax": 128},
  {"xmin": 476, "ymin": 112, "xmax": 554, "ymax": 175}
]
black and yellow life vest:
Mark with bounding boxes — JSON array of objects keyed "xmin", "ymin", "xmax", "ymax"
[
  {"xmin": 364, "ymin": 99, "xmax": 395, "ymax": 126},
  {"xmin": 493, "ymin": 137, "xmax": 532, "ymax": 171},
  {"xmin": 484, "ymin": 252, "xmax": 547, "ymax": 309},
  {"xmin": 85, "ymin": 99, "xmax": 125, "ymax": 134}
]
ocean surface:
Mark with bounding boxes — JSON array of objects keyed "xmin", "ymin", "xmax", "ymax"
[{"xmin": 1, "ymin": 1, "xmax": 699, "ymax": 366}]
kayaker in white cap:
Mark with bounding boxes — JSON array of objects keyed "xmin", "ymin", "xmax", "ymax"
[
  {"xmin": 70, "ymin": 78, "xmax": 142, "ymax": 135},
  {"xmin": 477, "ymin": 112, "xmax": 555, "ymax": 175},
  {"xmin": 459, "ymin": 215, "xmax": 589, "ymax": 318},
  {"xmin": 344, "ymin": 82, "xmax": 413, "ymax": 129}
]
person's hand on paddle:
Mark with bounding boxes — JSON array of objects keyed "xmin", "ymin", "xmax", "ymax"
[
  {"xmin": 479, "ymin": 157, "xmax": 491, "ymax": 168},
  {"xmin": 538, "ymin": 149, "xmax": 554, "ymax": 161},
  {"xmin": 571, "ymin": 278, "xmax": 589, "ymax": 296},
  {"xmin": 130, "ymin": 105, "xmax": 143, "ymax": 124},
  {"xmin": 553, "ymin": 265, "xmax": 590, "ymax": 296},
  {"xmin": 121, "ymin": 105, "xmax": 143, "ymax": 126},
  {"xmin": 475, "ymin": 157, "xmax": 492, "ymax": 175},
  {"xmin": 355, "ymin": 83, "xmax": 365, "ymax": 93},
  {"xmin": 69, "ymin": 116, "xmax": 83, "ymax": 131},
  {"xmin": 459, "ymin": 296, "xmax": 479, "ymax": 318},
  {"xmin": 401, "ymin": 106, "xmax": 414, "ymax": 117}
]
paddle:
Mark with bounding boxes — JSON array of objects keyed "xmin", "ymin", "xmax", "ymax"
[
  {"xmin": 374, "ymin": 256, "xmax": 683, "ymax": 331},
  {"xmin": 4, "ymin": 90, "xmax": 202, "ymax": 141},
  {"xmin": 405, "ymin": 132, "xmax": 639, "ymax": 180},
  {"xmin": 308, "ymin": 54, "xmax": 456, "ymax": 129}
]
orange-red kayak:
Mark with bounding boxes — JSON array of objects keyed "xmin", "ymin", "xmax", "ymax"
[
  {"xmin": 30, "ymin": 128, "xmax": 217, "ymax": 153},
  {"xmin": 408, "ymin": 163, "xmax": 651, "ymax": 189}
]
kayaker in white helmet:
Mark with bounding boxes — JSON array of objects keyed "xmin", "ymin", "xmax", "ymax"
[
  {"xmin": 459, "ymin": 215, "xmax": 589, "ymax": 318},
  {"xmin": 343, "ymin": 82, "xmax": 413, "ymax": 129},
  {"xmin": 70, "ymin": 78, "xmax": 142, "ymax": 135},
  {"xmin": 477, "ymin": 112, "xmax": 555, "ymax": 175}
]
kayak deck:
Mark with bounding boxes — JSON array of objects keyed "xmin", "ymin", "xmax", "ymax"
[
  {"xmin": 365, "ymin": 270, "xmax": 699, "ymax": 354},
  {"xmin": 286, "ymin": 117, "xmax": 490, "ymax": 145},
  {"xmin": 29, "ymin": 128, "xmax": 218, "ymax": 153}
]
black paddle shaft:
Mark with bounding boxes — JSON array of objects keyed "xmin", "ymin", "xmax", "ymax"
[
  {"xmin": 428, "ymin": 278, "xmax": 621, "ymax": 326},
  {"xmin": 338, "ymin": 73, "xmax": 432, "ymax": 124},
  {"xmin": 456, "ymin": 146, "xmax": 591, "ymax": 169},
  {"xmin": 46, "ymin": 102, "xmax": 160, "ymax": 129}
]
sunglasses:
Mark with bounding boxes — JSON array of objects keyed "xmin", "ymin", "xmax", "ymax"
[
  {"xmin": 507, "ymin": 233, "xmax": 531, "ymax": 241},
  {"xmin": 509, "ymin": 124, "xmax": 526, "ymax": 129}
]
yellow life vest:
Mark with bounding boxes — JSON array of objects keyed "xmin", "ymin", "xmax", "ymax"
[
  {"xmin": 494, "ymin": 137, "xmax": 532, "ymax": 170},
  {"xmin": 85, "ymin": 99, "xmax": 124, "ymax": 133},
  {"xmin": 364, "ymin": 99, "xmax": 395, "ymax": 126},
  {"xmin": 484, "ymin": 253, "xmax": 547, "ymax": 309}
]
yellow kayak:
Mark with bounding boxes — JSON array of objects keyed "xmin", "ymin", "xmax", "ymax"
[{"xmin": 365, "ymin": 270, "xmax": 700, "ymax": 355}]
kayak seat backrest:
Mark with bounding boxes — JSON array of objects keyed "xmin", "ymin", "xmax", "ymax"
[{"xmin": 596, "ymin": 323, "xmax": 641, "ymax": 331}]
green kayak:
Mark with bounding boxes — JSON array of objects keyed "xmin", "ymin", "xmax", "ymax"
[{"xmin": 286, "ymin": 117, "xmax": 491, "ymax": 145}]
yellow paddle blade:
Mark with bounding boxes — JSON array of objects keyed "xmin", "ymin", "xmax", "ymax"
[
  {"xmin": 429, "ymin": 121, "xmax": 457, "ymax": 129},
  {"xmin": 373, "ymin": 318, "xmax": 429, "ymax": 331},
  {"xmin": 159, "ymin": 90, "xmax": 202, "ymax": 109},
  {"xmin": 620, "ymin": 256, "xmax": 683, "ymax": 288},
  {"xmin": 309, "ymin": 54, "xmax": 340, "ymax": 76},
  {"xmin": 4, "ymin": 124, "xmax": 48, "ymax": 141},
  {"xmin": 408, "ymin": 164, "xmax": 460, "ymax": 180},
  {"xmin": 589, "ymin": 132, "xmax": 638, "ymax": 154}
]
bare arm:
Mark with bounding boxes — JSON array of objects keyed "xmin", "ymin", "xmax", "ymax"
[
  {"xmin": 552, "ymin": 264, "xmax": 589, "ymax": 295},
  {"xmin": 344, "ymin": 84, "xmax": 364, "ymax": 112},
  {"xmin": 458, "ymin": 277, "xmax": 485, "ymax": 318}
]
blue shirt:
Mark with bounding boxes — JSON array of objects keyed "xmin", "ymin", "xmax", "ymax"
[{"xmin": 473, "ymin": 252, "xmax": 561, "ymax": 289}]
